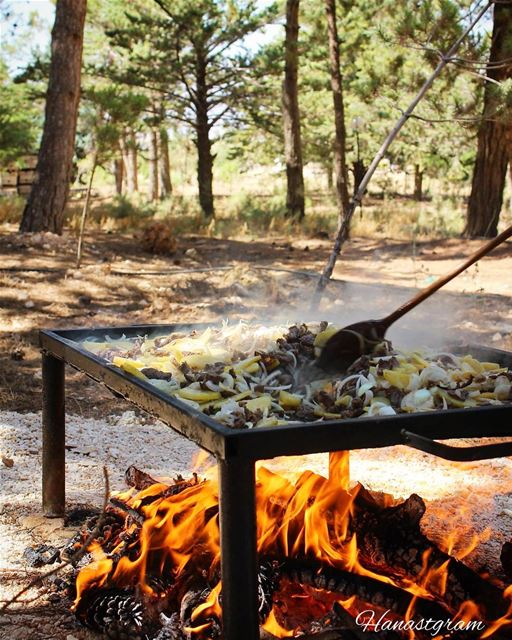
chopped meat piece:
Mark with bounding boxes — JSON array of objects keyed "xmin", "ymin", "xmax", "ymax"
[{"xmin": 140, "ymin": 368, "xmax": 174, "ymax": 381}]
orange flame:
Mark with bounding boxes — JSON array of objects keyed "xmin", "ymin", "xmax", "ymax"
[
  {"xmin": 73, "ymin": 455, "xmax": 506, "ymax": 639},
  {"xmin": 261, "ymin": 609, "xmax": 294, "ymax": 637}
]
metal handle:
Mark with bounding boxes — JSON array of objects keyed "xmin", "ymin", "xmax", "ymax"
[{"xmin": 401, "ymin": 429, "xmax": 512, "ymax": 462}]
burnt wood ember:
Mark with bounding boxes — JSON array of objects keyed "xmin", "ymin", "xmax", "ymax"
[
  {"xmin": 23, "ymin": 544, "xmax": 60, "ymax": 567},
  {"xmin": 62, "ymin": 510, "xmax": 125, "ymax": 564},
  {"xmin": 154, "ymin": 613, "xmax": 184, "ymax": 640},
  {"xmin": 125, "ymin": 465, "xmax": 202, "ymax": 506},
  {"xmin": 109, "ymin": 496, "xmax": 146, "ymax": 526},
  {"xmin": 278, "ymin": 558, "xmax": 451, "ymax": 624},
  {"xmin": 352, "ymin": 488, "xmax": 508, "ymax": 620},
  {"xmin": 294, "ymin": 600, "xmax": 402, "ymax": 640},
  {"xmin": 125, "ymin": 466, "xmax": 160, "ymax": 490},
  {"xmin": 500, "ymin": 542, "xmax": 512, "ymax": 580},
  {"xmin": 258, "ymin": 561, "xmax": 281, "ymax": 622}
]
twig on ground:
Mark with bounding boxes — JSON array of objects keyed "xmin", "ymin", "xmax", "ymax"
[{"xmin": 0, "ymin": 466, "xmax": 110, "ymax": 613}]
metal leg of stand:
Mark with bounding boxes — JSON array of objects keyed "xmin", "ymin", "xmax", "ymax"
[
  {"xmin": 42, "ymin": 352, "xmax": 65, "ymax": 517},
  {"xmin": 219, "ymin": 458, "xmax": 259, "ymax": 640}
]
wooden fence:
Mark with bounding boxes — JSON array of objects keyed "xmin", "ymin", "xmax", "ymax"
[{"xmin": 0, "ymin": 155, "xmax": 38, "ymax": 197}]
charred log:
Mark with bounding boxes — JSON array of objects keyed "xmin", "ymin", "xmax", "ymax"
[
  {"xmin": 352, "ymin": 488, "xmax": 508, "ymax": 620},
  {"xmin": 501, "ymin": 541, "xmax": 512, "ymax": 579},
  {"xmin": 62, "ymin": 510, "xmax": 125, "ymax": 564},
  {"xmin": 278, "ymin": 558, "xmax": 451, "ymax": 624},
  {"xmin": 124, "ymin": 465, "xmax": 202, "ymax": 508},
  {"xmin": 125, "ymin": 465, "xmax": 159, "ymax": 490},
  {"xmin": 154, "ymin": 613, "xmax": 185, "ymax": 640},
  {"xmin": 23, "ymin": 544, "xmax": 60, "ymax": 567},
  {"xmin": 258, "ymin": 560, "xmax": 281, "ymax": 622},
  {"xmin": 109, "ymin": 496, "xmax": 145, "ymax": 526}
]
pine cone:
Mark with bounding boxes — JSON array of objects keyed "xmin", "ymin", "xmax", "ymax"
[
  {"xmin": 152, "ymin": 613, "xmax": 184, "ymax": 640},
  {"xmin": 146, "ymin": 573, "xmax": 174, "ymax": 595},
  {"xmin": 258, "ymin": 560, "xmax": 280, "ymax": 622},
  {"xmin": 80, "ymin": 589, "xmax": 145, "ymax": 639}
]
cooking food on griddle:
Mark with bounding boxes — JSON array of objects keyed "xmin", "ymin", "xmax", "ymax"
[{"xmin": 81, "ymin": 323, "xmax": 512, "ymax": 429}]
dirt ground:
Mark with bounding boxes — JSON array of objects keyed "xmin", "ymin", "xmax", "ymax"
[
  {"xmin": 1, "ymin": 223, "xmax": 511, "ymax": 416},
  {"xmin": 1, "ymin": 223, "xmax": 512, "ymax": 639}
]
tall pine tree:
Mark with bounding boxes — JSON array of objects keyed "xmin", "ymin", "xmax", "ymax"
[{"xmin": 20, "ymin": 0, "xmax": 87, "ymax": 234}]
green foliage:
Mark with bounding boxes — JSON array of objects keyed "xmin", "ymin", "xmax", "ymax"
[
  {"xmin": 92, "ymin": 0, "xmax": 278, "ymax": 130},
  {"xmin": 231, "ymin": 0, "xmax": 486, "ymax": 188},
  {"xmin": 0, "ymin": 194, "xmax": 25, "ymax": 223},
  {"xmin": 0, "ymin": 59, "xmax": 39, "ymax": 165},
  {"xmin": 79, "ymin": 84, "xmax": 149, "ymax": 163},
  {"xmin": 2, "ymin": 0, "xmax": 506, "ymax": 236},
  {"xmin": 103, "ymin": 194, "xmax": 154, "ymax": 219}
]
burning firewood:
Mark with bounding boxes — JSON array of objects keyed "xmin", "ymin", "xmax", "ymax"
[
  {"xmin": 352, "ymin": 488, "xmax": 507, "ymax": 621},
  {"xmin": 501, "ymin": 542, "xmax": 512, "ymax": 580},
  {"xmin": 64, "ymin": 465, "xmax": 512, "ymax": 639}
]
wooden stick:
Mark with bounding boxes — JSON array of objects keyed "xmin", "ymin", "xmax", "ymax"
[
  {"xmin": 75, "ymin": 151, "xmax": 97, "ymax": 269},
  {"xmin": 313, "ymin": 1, "xmax": 493, "ymax": 301},
  {"xmin": 382, "ymin": 222, "xmax": 512, "ymax": 326}
]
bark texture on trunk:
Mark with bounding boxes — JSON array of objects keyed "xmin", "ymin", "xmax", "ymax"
[
  {"xmin": 282, "ymin": 0, "xmax": 305, "ymax": 220},
  {"xmin": 158, "ymin": 127, "xmax": 173, "ymax": 198},
  {"xmin": 195, "ymin": 53, "xmax": 215, "ymax": 219},
  {"xmin": 326, "ymin": 163, "xmax": 333, "ymax": 191},
  {"xmin": 114, "ymin": 157, "xmax": 124, "ymax": 195},
  {"xmin": 19, "ymin": 0, "xmax": 87, "ymax": 234},
  {"xmin": 414, "ymin": 163, "xmax": 423, "ymax": 201},
  {"xmin": 325, "ymin": 0, "xmax": 349, "ymax": 220},
  {"xmin": 148, "ymin": 129, "xmax": 159, "ymax": 202},
  {"xmin": 465, "ymin": 2, "xmax": 512, "ymax": 238},
  {"xmin": 352, "ymin": 159, "xmax": 366, "ymax": 196},
  {"xmin": 120, "ymin": 130, "xmax": 139, "ymax": 194}
]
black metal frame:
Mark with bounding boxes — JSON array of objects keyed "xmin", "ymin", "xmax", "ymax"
[{"xmin": 39, "ymin": 324, "xmax": 512, "ymax": 640}]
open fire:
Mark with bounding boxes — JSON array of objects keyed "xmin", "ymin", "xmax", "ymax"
[
  {"xmin": 38, "ymin": 322, "xmax": 512, "ymax": 639},
  {"xmin": 67, "ymin": 452, "xmax": 512, "ymax": 639}
]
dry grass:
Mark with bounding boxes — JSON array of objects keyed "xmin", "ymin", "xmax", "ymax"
[{"xmin": 3, "ymin": 172, "xmax": 511, "ymax": 243}]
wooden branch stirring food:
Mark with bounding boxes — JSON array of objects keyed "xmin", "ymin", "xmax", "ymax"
[{"xmin": 316, "ymin": 224, "xmax": 512, "ymax": 372}]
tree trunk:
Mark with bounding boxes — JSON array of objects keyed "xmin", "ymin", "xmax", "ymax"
[
  {"xmin": 114, "ymin": 157, "xmax": 124, "ymax": 194},
  {"xmin": 195, "ymin": 54, "xmax": 215, "ymax": 219},
  {"xmin": 465, "ymin": 2, "xmax": 512, "ymax": 238},
  {"xmin": 282, "ymin": 0, "xmax": 305, "ymax": 220},
  {"xmin": 19, "ymin": 0, "xmax": 87, "ymax": 234},
  {"xmin": 128, "ymin": 130, "xmax": 138, "ymax": 192},
  {"xmin": 325, "ymin": 0, "xmax": 350, "ymax": 222},
  {"xmin": 148, "ymin": 129, "xmax": 159, "ymax": 202},
  {"xmin": 413, "ymin": 163, "xmax": 423, "ymax": 201},
  {"xmin": 120, "ymin": 129, "xmax": 138, "ymax": 194},
  {"xmin": 326, "ymin": 163, "xmax": 333, "ymax": 191},
  {"xmin": 352, "ymin": 159, "xmax": 366, "ymax": 196},
  {"xmin": 158, "ymin": 127, "xmax": 173, "ymax": 198}
]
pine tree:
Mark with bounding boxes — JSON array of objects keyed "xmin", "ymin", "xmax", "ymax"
[
  {"xmin": 19, "ymin": 0, "xmax": 87, "ymax": 234},
  {"xmin": 282, "ymin": 0, "xmax": 305, "ymax": 220},
  {"xmin": 465, "ymin": 1, "xmax": 512, "ymax": 238},
  {"xmin": 101, "ymin": 0, "xmax": 276, "ymax": 218}
]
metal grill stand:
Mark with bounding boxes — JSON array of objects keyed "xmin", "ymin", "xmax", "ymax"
[{"xmin": 39, "ymin": 324, "xmax": 512, "ymax": 640}]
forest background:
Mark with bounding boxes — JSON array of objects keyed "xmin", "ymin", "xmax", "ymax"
[{"xmin": 2, "ymin": 0, "xmax": 512, "ymax": 244}]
